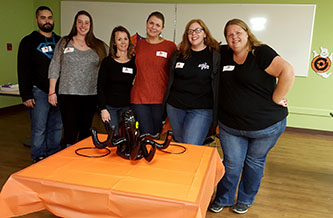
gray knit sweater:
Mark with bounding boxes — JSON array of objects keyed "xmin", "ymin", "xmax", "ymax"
[{"xmin": 48, "ymin": 38, "xmax": 101, "ymax": 95}]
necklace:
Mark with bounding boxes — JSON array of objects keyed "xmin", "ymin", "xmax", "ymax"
[
  {"xmin": 74, "ymin": 36, "xmax": 86, "ymax": 47},
  {"xmin": 44, "ymin": 32, "xmax": 55, "ymax": 44}
]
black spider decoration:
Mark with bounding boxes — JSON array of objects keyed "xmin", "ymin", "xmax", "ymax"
[{"xmin": 89, "ymin": 109, "xmax": 174, "ymax": 162}]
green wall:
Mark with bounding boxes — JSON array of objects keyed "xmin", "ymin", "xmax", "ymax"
[
  {"xmin": 0, "ymin": 0, "xmax": 60, "ymax": 108},
  {"xmin": 0, "ymin": 0, "xmax": 33, "ymax": 108},
  {"xmin": 1, "ymin": 0, "xmax": 332, "ymax": 131},
  {"xmin": 33, "ymin": 0, "xmax": 61, "ymax": 28}
]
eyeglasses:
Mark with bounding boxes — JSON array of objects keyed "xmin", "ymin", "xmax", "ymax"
[{"xmin": 187, "ymin": 28, "xmax": 204, "ymax": 35}]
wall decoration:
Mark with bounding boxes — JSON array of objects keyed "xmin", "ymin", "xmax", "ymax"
[
  {"xmin": 130, "ymin": 33, "xmax": 145, "ymax": 55},
  {"xmin": 312, "ymin": 47, "xmax": 332, "ymax": 78}
]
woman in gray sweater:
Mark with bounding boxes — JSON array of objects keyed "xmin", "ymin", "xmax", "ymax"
[{"xmin": 48, "ymin": 10, "xmax": 107, "ymax": 146}]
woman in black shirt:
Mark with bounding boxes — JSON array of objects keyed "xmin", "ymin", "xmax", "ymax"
[
  {"xmin": 163, "ymin": 19, "xmax": 220, "ymax": 145},
  {"xmin": 209, "ymin": 18, "xmax": 295, "ymax": 214},
  {"xmin": 97, "ymin": 26, "xmax": 136, "ymax": 135}
]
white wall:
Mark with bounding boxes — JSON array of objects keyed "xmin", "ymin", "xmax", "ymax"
[{"xmin": 61, "ymin": 1, "xmax": 316, "ymax": 77}]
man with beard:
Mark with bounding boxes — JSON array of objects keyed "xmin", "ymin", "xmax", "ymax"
[{"xmin": 17, "ymin": 6, "xmax": 62, "ymax": 162}]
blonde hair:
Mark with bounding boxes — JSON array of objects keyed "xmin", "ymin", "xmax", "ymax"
[
  {"xmin": 179, "ymin": 19, "xmax": 220, "ymax": 59},
  {"xmin": 224, "ymin": 18, "xmax": 263, "ymax": 53}
]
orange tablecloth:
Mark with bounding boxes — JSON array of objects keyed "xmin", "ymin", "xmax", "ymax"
[{"xmin": 0, "ymin": 136, "xmax": 224, "ymax": 218}]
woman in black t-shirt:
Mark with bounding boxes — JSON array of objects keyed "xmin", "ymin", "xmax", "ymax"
[
  {"xmin": 163, "ymin": 19, "xmax": 220, "ymax": 145},
  {"xmin": 209, "ymin": 18, "xmax": 295, "ymax": 214},
  {"xmin": 97, "ymin": 26, "xmax": 136, "ymax": 135}
]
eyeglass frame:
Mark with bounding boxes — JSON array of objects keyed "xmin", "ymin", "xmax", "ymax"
[{"xmin": 187, "ymin": 28, "xmax": 204, "ymax": 35}]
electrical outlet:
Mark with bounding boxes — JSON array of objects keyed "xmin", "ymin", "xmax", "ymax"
[{"xmin": 7, "ymin": 43, "xmax": 12, "ymax": 51}]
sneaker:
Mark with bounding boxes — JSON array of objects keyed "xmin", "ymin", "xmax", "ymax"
[
  {"xmin": 232, "ymin": 202, "xmax": 251, "ymax": 214},
  {"xmin": 209, "ymin": 202, "xmax": 223, "ymax": 213}
]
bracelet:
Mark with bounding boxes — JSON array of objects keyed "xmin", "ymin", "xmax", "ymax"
[{"xmin": 48, "ymin": 92, "xmax": 56, "ymax": 96}]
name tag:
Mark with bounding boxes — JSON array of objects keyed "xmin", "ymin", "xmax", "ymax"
[
  {"xmin": 223, "ymin": 65, "xmax": 235, "ymax": 71},
  {"xmin": 64, "ymin": 47, "xmax": 74, "ymax": 54},
  {"xmin": 156, "ymin": 51, "xmax": 167, "ymax": 58},
  {"xmin": 41, "ymin": 46, "xmax": 52, "ymax": 53},
  {"xmin": 175, "ymin": 62, "xmax": 185, "ymax": 68},
  {"xmin": 122, "ymin": 67, "xmax": 133, "ymax": 74}
]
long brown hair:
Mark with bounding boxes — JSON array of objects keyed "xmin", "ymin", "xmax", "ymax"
[
  {"xmin": 64, "ymin": 10, "xmax": 107, "ymax": 64},
  {"xmin": 109, "ymin": 26, "xmax": 133, "ymax": 59},
  {"xmin": 224, "ymin": 18, "xmax": 263, "ymax": 53},
  {"xmin": 179, "ymin": 19, "xmax": 220, "ymax": 59}
]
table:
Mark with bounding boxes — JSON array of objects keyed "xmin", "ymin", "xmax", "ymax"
[
  {"xmin": 0, "ymin": 90, "xmax": 20, "ymax": 97},
  {"xmin": 0, "ymin": 90, "xmax": 32, "ymax": 147},
  {"xmin": 0, "ymin": 136, "xmax": 224, "ymax": 218}
]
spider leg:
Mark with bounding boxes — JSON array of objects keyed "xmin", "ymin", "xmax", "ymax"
[
  {"xmin": 140, "ymin": 139, "xmax": 156, "ymax": 162},
  {"xmin": 129, "ymin": 129, "xmax": 140, "ymax": 160},
  {"xmin": 91, "ymin": 121, "xmax": 116, "ymax": 148},
  {"xmin": 156, "ymin": 130, "xmax": 173, "ymax": 150}
]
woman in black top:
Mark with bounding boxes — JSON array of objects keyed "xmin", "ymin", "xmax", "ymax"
[
  {"xmin": 209, "ymin": 18, "xmax": 295, "ymax": 214},
  {"xmin": 163, "ymin": 19, "xmax": 220, "ymax": 145},
  {"xmin": 97, "ymin": 26, "xmax": 136, "ymax": 135}
]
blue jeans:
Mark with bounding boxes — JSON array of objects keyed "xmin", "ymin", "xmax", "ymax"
[
  {"xmin": 213, "ymin": 118, "xmax": 286, "ymax": 206},
  {"xmin": 30, "ymin": 86, "xmax": 62, "ymax": 160},
  {"xmin": 105, "ymin": 105, "xmax": 130, "ymax": 135},
  {"xmin": 131, "ymin": 104, "xmax": 163, "ymax": 135},
  {"xmin": 166, "ymin": 103, "xmax": 213, "ymax": 145}
]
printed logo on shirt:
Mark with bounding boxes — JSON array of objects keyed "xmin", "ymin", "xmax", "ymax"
[
  {"xmin": 64, "ymin": 47, "xmax": 74, "ymax": 54},
  {"xmin": 223, "ymin": 65, "xmax": 235, "ymax": 71},
  {"xmin": 198, "ymin": 62, "xmax": 210, "ymax": 70},
  {"xmin": 122, "ymin": 67, "xmax": 133, "ymax": 74},
  {"xmin": 156, "ymin": 51, "xmax": 168, "ymax": 58},
  {"xmin": 37, "ymin": 42, "xmax": 56, "ymax": 59},
  {"xmin": 175, "ymin": 62, "xmax": 185, "ymax": 68}
]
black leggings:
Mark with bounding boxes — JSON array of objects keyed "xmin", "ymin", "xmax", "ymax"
[{"xmin": 58, "ymin": 95, "xmax": 97, "ymax": 145}]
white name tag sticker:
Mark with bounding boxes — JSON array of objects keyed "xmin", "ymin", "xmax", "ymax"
[
  {"xmin": 156, "ymin": 51, "xmax": 167, "ymax": 58},
  {"xmin": 175, "ymin": 62, "xmax": 185, "ymax": 68},
  {"xmin": 223, "ymin": 65, "xmax": 235, "ymax": 71},
  {"xmin": 122, "ymin": 67, "xmax": 133, "ymax": 74},
  {"xmin": 41, "ymin": 46, "xmax": 52, "ymax": 53},
  {"xmin": 64, "ymin": 47, "xmax": 74, "ymax": 54}
]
